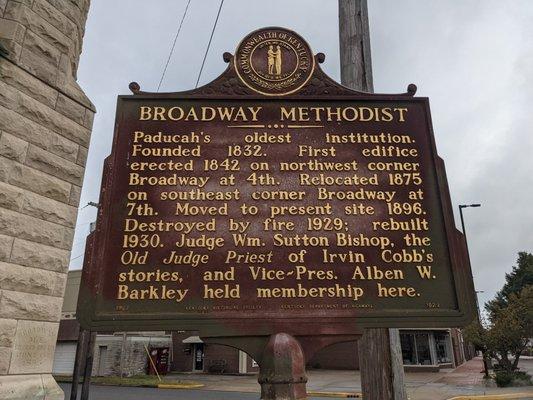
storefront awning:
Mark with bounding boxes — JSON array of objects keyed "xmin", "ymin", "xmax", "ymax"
[{"xmin": 182, "ymin": 336, "xmax": 203, "ymax": 344}]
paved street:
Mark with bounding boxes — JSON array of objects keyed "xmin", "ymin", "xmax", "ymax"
[
  {"xmin": 60, "ymin": 384, "xmax": 332, "ymax": 400},
  {"xmin": 61, "ymin": 358, "xmax": 533, "ymax": 400}
]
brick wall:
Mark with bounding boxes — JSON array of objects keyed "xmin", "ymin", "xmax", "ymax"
[
  {"xmin": 171, "ymin": 332, "xmax": 194, "ymax": 372},
  {"xmin": 204, "ymin": 343, "xmax": 240, "ymax": 373},
  {"xmin": 171, "ymin": 332, "xmax": 252, "ymax": 374},
  {"xmin": 308, "ymin": 341, "xmax": 359, "ymax": 370}
]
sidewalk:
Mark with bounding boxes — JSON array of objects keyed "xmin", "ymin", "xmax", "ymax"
[{"xmin": 166, "ymin": 357, "xmax": 533, "ymax": 400}]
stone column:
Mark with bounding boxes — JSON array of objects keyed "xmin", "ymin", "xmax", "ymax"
[{"xmin": 0, "ymin": 0, "xmax": 94, "ymax": 398}]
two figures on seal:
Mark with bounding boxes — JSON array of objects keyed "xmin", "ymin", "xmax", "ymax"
[{"xmin": 267, "ymin": 45, "xmax": 282, "ymax": 75}]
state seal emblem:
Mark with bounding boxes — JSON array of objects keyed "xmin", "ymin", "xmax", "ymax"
[{"xmin": 234, "ymin": 27, "xmax": 315, "ymax": 96}]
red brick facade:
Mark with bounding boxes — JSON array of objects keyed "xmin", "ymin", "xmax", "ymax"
[
  {"xmin": 171, "ymin": 332, "xmax": 259, "ymax": 374},
  {"xmin": 308, "ymin": 341, "xmax": 359, "ymax": 370}
]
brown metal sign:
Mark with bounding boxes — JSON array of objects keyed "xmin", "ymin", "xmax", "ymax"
[{"xmin": 77, "ymin": 27, "xmax": 476, "ymax": 335}]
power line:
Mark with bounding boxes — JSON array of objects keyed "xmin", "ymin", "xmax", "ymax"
[
  {"xmin": 157, "ymin": 0, "xmax": 192, "ymax": 92},
  {"xmin": 74, "ymin": 220, "xmax": 93, "ymax": 228},
  {"xmin": 195, "ymin": 0, "xmax": 225, "ymax": 88},
  {"xmin": 79, "ymin": 201, "xmax": 99, "ymax": 210},
  {"xmin": 70, "ymin": 253, "xmax": 84, "ymax": 262}
]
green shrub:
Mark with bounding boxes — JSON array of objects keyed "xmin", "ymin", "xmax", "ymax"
[
  {"xmin": 494, "ymin": 370, "xmax": 532, "ymax": 387},
  {"xmin": 495, "ymin": 370, "xmax": 514, "ymax": 387},
  {"xmin": 513, "ymin": 371, "xmax": 533, "ymax": 386}
]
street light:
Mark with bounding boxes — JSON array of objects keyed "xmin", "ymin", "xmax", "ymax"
[
  {"xmin": 458, "ymin": 203, "xmax": 481, "ymax": 311},
  {"xmin": 458, "ymin": 203, "xmax": 487, "ymax": 375},
  {"xmin": 459, "ymin": 203, "xmax": 481, "ymax": 312},
  {"xmin": 459, "ymin": 204, "xmax": 481, "ymax": 244},
  {"xmin": 459, "ymin": 203, "xmax": 482, "ymax": 313}
]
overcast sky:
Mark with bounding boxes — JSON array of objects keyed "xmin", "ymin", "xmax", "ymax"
[{"xmin": 71, "ymin": 0, "xmax": 533, "ymax": 310}]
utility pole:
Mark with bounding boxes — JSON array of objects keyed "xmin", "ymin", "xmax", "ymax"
[
  {"xmin": 339, "ymin": 1, "xmax": 407, "ymax": 399},
  {"xmin": 458, "ymin": 203, "xmax": 488, "ymax": 376},
  {"xmin": 339, "ymin": 0, "xmax": 373, "ymax": 92}
]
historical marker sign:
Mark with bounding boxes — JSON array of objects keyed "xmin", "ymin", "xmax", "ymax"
[{"xmin": 78, "ymin": 27, "xmax": 476, "ymax": 335}]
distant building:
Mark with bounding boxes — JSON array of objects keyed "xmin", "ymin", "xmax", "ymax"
[
  {"xmin": 54, "ymin": 271, "xmax": 472, "ymax": 375},
  {"xmin": 53, "ymin": 270, "xmax": 171, "ymax": 376},
  {"xmin": 172, "ymin": 332, "xmax": 259, "ymax": 374}
]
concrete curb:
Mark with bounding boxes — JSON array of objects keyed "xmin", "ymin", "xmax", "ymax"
[
  {"xmin": 157, "ymin": 383, "xmax": 205, "ymax": 389},
  {"xmin": 303, "ymin": 392, "xmax": 533, "ymax": 399},
  {"xmin": 307, "ymin": 391, "xmax": 362, "ymax": 398},
  {"xmin": 447, "ymin": 394, "xmax": 533, "ymax": 400}
]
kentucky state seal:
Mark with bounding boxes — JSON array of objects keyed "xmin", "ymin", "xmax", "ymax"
[{"xmin": 234, "ymin": 27, "xmax": 315, "ymax": 96}]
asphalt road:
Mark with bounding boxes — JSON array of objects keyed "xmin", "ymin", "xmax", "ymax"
[{"xmin": 60, "ymin": 383, "xmax": 329, "ymax": 400}]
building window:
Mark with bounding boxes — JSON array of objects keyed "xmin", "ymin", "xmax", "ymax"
[
  {"xmin": 400, "ymin": 333, "xmax": 417, "ymax": 365},
  {"xmin": 415, "ymin": 333, "xmax": 432, "ymax": 365},
  {"xmin": 400, "ymin": 332, "xmax": 433, "ymax": 365},
  {"xmin": 434, "ymin": 332, "xmax": 452, "ymax": 364}
]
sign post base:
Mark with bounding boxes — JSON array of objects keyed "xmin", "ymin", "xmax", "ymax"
[
  {"xmin": 359, "ymin": 328, "xmax": 407, "ymax": 400},
  {"xmin": 258, "ymin": 333, "xmax": 307, "ymax": 400},
  {"xmin": 201, "ymin": 332, "xmax": 360, "ymax": 400}
]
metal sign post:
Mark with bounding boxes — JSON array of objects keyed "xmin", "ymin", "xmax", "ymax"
[
  {"xmin": 70, "ymin": 329, "xmax": 89, "ymax": 400},
  {"xmin": 80, "ymin": 331, "xmax": 96, "ymax": 400}
]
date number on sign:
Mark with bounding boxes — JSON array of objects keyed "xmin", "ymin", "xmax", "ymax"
[
  {"xmin": 228, "ymin": 145, "xmax": 264, "ymax": 157},
  {"xmin": 386, "ymin": 202, "xmax": 424, "ymax": 215},
  {"xmin": 122, "ymin": 234, "xmax": 161, "ymax": 248},
  {"xmin": 388, "ymin": 173, "xmax": 422, "ymax": 185},
  {"xmin": 204, "ymin": 158, "xmax": 240, "ymax": 171},
  {"xmin": 307, "ymin": 217, "xmax": 346, "ymax": 231}
]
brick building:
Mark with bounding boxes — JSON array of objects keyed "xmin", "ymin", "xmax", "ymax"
[
  {"xmin": 171, "ymin": 328, "xmax": 469, "ymax": 374},
  {"xmin": 172, "ymin": 331, "xmax": 259, "ymax": 374},
  {"xmin": 54, "ymin": 270, "xmax": 172, "ymax": 376}
]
